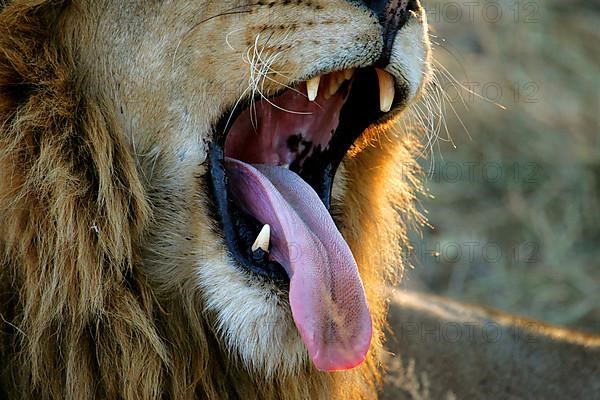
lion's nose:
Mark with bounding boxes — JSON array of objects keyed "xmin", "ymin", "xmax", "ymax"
[{"xmin": 363, "ymin": 0, "xmax": 420, "ymax": 66}]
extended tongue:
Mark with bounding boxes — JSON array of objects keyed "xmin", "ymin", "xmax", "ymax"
[{"xmin": 224, "ymin": 158, "xmax": 372, "ymax": 371}]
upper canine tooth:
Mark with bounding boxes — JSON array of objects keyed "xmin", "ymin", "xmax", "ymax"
[
  {"xmin": 252, "ymin": 224, "xmax": 271, "ymax": 253},
  {"xmin": 306, "ymin": 76, "xmax": 321, "ymax": 101},
  {"xmin": 376, "ymin": 68, "xmax": 395, "ymax": 112}
]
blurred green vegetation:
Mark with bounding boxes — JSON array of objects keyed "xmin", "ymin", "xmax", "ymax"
[{"xmin": 401, "ymin": 0, "xmax": 600, "ymax": 331}]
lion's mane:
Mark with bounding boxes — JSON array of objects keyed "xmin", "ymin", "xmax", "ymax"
[{"xmin": 0, "ymin": 2, "xmax": 423, "ymax": 399}]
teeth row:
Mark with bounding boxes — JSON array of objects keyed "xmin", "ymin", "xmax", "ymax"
[
  {"xmin": 305, "ymin": 68, "xmax": 395, "ymax": 112},
  {"xmin": 252, "ymin": 224, "xmax": 271, "ymax": 253},
  {"xmin": 305, "ymin": 69, "xmax": 355, "ymax": 102}
]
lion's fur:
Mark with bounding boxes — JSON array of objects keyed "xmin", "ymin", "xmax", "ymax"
[
  {"xmin": 0, "ymin": 1, "xmax": 427, "ymax": 399},
  {"xmin": 383, "ymin": 291, "xmax": 600, "ymax": 399}
]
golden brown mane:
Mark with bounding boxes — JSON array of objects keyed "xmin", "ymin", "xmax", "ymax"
[{"xmin": 0, "ymin": 2, "xmax": 423, "ymax": 398}]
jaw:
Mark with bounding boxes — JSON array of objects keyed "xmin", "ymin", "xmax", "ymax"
[
  {"xmin": 89, "ymin": 1, "xmax": 432, "ymax": 377},
  {"xmin": 194, "ymin": 29, "xmax": 430, "ymax": 378}
]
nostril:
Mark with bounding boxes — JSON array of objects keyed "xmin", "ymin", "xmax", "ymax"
[
  {"xmin": 363, "ymin": 0, "xmax": 388, "ymax": 16},
  {"xmin": 365, "ymin": 0, "xmax": 421, "ymax": 66},
  {"xmin": 364, "ymin": 0, "xmax": 419, "ymax": 16}
]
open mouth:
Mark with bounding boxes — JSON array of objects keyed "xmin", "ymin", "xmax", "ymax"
[{"xmin": 208, "ymin": 67, "xmax": 401, "ymax": 371}]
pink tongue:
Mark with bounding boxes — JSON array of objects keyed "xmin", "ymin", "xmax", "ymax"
[{"xmin": 224, "ymin": 158, "xmax": 372, "ymax": 371}]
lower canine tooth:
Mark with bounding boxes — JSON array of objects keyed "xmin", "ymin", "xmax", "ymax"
[
  {"xmin": 306, "ymin": 76, "xmax": 321, "ymax": 101},
  {"xmin": 252, "ymin": 224, "xmax": 271, "ymax": 253},
  {"xmin": 376, "ymin": 68, "xmax": 395, "ymax": 112}
]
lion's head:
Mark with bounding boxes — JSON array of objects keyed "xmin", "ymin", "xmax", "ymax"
[{"xmin": 0, "ymin": 1, "xmax": 430, "ymax": 398}]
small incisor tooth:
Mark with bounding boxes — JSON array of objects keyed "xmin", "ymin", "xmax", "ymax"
[
  {"xmin": 376, "ymin": 68, "xmax": 395, "ymax": 112},
  {"xmin": 252, "ymin": 224, "xmax": 271, "ymax": 253},
  {"xmin": 326, "ymin": 73, "xmax": 345, "ymax": 99},
  {"xmin": 306, "ymin": 76, "xmax": 321, "ymax": 101}
]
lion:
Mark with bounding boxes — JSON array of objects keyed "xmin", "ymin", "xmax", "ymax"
[
  {"xmin": 2, "ymin": 1, "xmax": 600, "ymax": 399},
  {"xmin": 383, "ymin": 291, "xmax": 600, "ymax": 399},
  {"xmin": 0, "ymin": 0, "xmax": 430, "ymax": 398}
]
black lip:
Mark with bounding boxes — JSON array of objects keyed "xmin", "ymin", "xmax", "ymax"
[
  {"xmin": 207, "ymin": 68, "xmax": 397, "ymax": 282},
  {"xmin": 208, "ymin": 144, "xmax": 289, "ymax": 282}
]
